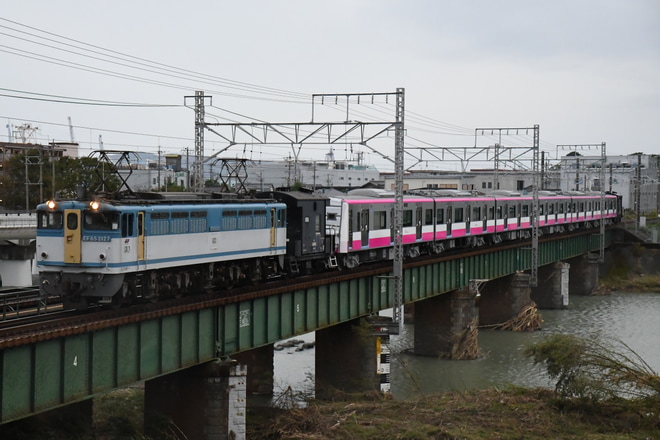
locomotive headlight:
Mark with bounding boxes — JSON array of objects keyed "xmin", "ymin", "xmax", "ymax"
[
  {"xmin": 41, "ymin": 251, "xmax": 48, "ymax": 259},
  {"xmin": 46, "ymin": 200, "xmax": 56, "ymax": 209},
  {"xmin": 90, "ymin": 201, "xmax": 100, "ymax": 210},
  {"xmin": 99, "ymin": 253, "xmax": 106, "ymax": 260}
]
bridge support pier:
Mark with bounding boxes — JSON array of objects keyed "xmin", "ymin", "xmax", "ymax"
[
  {"xmin": 569, "ymin": 253, "xmax": 600, "ymax": 295},
  {"xmin": 531, "ymin": 262, "xmax": 570, "ymax": 309},
  {"xmin": 144, "ymin": 360, "xmax": 246, "ymax": 440},
  {"xmin": 315, "ymin": 318, "xmax": 382, "ymax": 398},
  {"xmin": 478, "ymin": 273, "xmax": 531, "ymax": 326},
  {"xmin": 413, "ymin": 286, "xmax": 479, "ymax": 358},
  {"xmin": 0, "ymin": 255, "xmax": 34, "ymax": 287},
  {"xmin": 233, "ymin": 343, "xmax": 274, "ymax": 399}
]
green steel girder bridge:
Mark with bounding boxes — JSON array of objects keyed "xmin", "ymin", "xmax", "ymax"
[{"xmin": 0, "ymin": 230, "xmax": 611, "ymax": 424}]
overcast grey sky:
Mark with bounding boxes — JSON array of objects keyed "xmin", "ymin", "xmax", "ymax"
[{"xmin": 2, "ymin": 1, "xmax": 658, "ymax": 171}]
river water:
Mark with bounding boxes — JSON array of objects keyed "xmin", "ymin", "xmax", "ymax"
[{"xmin": 273, "ymin": 291, "xmax": 660, "ymax": 400}]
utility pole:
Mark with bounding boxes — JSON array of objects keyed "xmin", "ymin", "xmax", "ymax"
[
  {"xmin": 157, "ymin": 145, "xmax": 162, "ymax": 191},
  {"xmin": 392, "ymin": 87, "xmax": 405, "ymax": 333},
  {"xmin": 184, "ymin": 91, "xmax": 212, "ymax": 193},
  {"xmin": 634, "ymin": 152, "xmax": 643, "ymax": 228},
  {"xmin": 185, "ymin": 147, "xmax": 190, "ymax": 190}
]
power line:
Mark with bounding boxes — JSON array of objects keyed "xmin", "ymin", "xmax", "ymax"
[
  {"xmin": 0, "ymin": 18, "xmax": 310, "ymax": 102},
  {"xmin": 0, "ymin": 87, "xmax": 181, "ymax": 107}
]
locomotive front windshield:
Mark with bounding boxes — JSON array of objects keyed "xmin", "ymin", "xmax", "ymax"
[
  {"xmin": 84, "ymin": 211, "xmax": 120, "ymax": 230},
  {"xmin": 37, "ymin": 211, "xmax": 64, "ymax": 229}
]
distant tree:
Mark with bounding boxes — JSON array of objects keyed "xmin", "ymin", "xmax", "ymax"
[
  {"xmin": 0, "ymin": 149, "xmax": 44, "ymax": 210},
  {"xmin": 54, "ymin": 156, "xmax": 122, "ymax": 198},
  {"xmin": 0, "ymin": 153, "xmax": 121, "ymax": 209}
]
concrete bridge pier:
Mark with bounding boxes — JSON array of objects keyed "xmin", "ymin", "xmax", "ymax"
[
  {"xmin": 531, "ymin": 262, "xmax": 570, "ymax": 309},
  {"xmin": 479, "ymin": 273, "xmax": 532, "ymax": 326},
  {"xmin": 0, "ymin": 240, "xmax": 35, "ymax": 286},
  {"xmin": 412, "ymin": 286, "xmax": 479, "ymax": 358},
  {"xmin": 144, "ymin": 359, "xmax": 247, "ymax": 440},
  {"xmin": 315, "ymin": 318, "xmax": 389, "ymax": 398},
  {"xmin": 233, "ymin": 343, "xmax": 274, "ymax": 399},
  {"xmin": 568, "ymin": 253, "xmax": 600, "ymax": 295}
]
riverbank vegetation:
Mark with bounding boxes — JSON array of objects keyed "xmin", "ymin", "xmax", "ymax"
[
  {"xmin": 251, "ymin": 334, "xmax": 659, "ymax": 439},
  {"xmin": 250, "ymin": 386, "xmax": 658, "ymax": 439}
]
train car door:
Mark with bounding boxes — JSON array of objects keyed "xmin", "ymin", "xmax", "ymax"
[
  {"xmin": 446, "ymin": 205, "xmax": 453, "ymax": 235},
  {"xmin": 64, "ymin": 209, "xmax": 81, "ymax": 263},
  {"xmin": 137, "ymin": 212, "xmax": 145, "ymax": 263},
  {"xmin": 270, "ymin": 208, "xmax": 277, "ymax": 247},
  {"xmin": 361, "ymin": 209, "xmax": 369, "ymax": 247},
  {"xmin": 416, "ymin": 207, "xmax": 422, "ymax": 240}
]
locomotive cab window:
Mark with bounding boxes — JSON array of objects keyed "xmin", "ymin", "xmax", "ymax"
[
  {"xmin": 84, "ymin": 212, "xmax": 119, "ymax": 230},
  {"xmin": 37, "ymin": 211, "xmax": 63, "ymax": 229}
]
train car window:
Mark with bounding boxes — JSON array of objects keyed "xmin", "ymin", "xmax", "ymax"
[
  {"xmin": 558, "ymin": 203, "xmax": 564, "ymax": 214},
  {"xmin": 539, "ymin": 204, "xmax": 544, "ymax": 215},
  {"xmin": 37, "ymin": 211, "xmax": 63, "ymax": 229},
  {"xmin": 403, "ymin": 210, "xmax": 413, "ymax": 227},
  {"xmin": 488, "ymin": 206, "xmax": 495, "ymax": 220},
  {"xmin": 67, "ymin": 213, "xmax": 78, "ymax": 230},
  {"xmin": 454, "ymin": 207, "xmax": 464, "ymax": 223},
  {"xmin": 315, "ymin": 214, "xmax": 321, "ymax": 233},
  {"xmin": 508, "ymin": 205, "xmax": 516, "ymax": 218},
  {"xmin": 151, "ymin": 212, "xmax": 170, "ymax": 220},
  {"xmin": 84, "ymin": 212, "xmax": 119, "ymax": 230},
  {"xmin": 497, "ymin": 205, "xmax": 503, "ymax": 219},
  {"xmin": 278, "ymin": 209, "xmax": 285, "ymax": 227},
  {"xmin": 472, "ymin": 206, "xmax": 480, "ymax": 221},
  {"xmin": 191, "ymin": 211, "xmax": 207, "ymax": 218},
  {"xmin": 522, "ymin": 204, "xmax": 529, "ymax": 217},
  {"xmin": 172, "ymin": 212, "xmax": 189, "ymax": 219},
  {"xmin": 549, "ymin": 204, "xmax": 555, "ymax": 215},
  {"xmin": 425, "ymin": 209, "xmax": 434, "ymax": 226},
  {"xmin": 121, "ymin": 213, "xmax": 134, "ymax": 237},
  {"xmin": 436, "ymin": 208, "xmax": 444, "ymax": 224},
  {"xmin": 374, "ymin": 211, "xmax": 387, "ymax": 229},
  {"xmin": 579, "ymin": 202, "xmax": 585, "ymax": 212}
]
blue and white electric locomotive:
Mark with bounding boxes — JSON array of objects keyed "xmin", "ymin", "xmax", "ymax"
[{"xmin": 36, "ymin": 197, "xmax": 287, "ymax": 308}]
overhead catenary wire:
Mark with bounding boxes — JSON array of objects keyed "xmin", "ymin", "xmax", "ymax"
[{"xmin": 0, "ymin": 17, "xmax": 565, "ymax": 167}]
